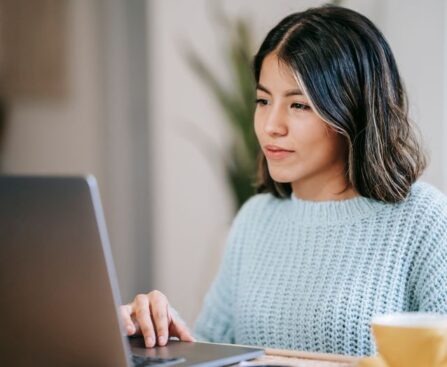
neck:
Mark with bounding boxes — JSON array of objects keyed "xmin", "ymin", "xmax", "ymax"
[{"xmin": 291, "ymin": 169, "xmax": 358, "ymax": 202}]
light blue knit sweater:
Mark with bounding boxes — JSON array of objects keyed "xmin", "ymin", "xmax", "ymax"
[{"xmin": 193, "ymin": 182, "xmax": 447, "ymax": 356}]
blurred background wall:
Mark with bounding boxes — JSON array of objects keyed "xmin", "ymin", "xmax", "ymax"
[{"xmin": 0, "ymin": 0, "xmax": 445, "ymax": 328}]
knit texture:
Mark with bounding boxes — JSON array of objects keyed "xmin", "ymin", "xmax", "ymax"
[{"xmin": 193, "ymin": 182, "xmax": 447, "ymax": 356}]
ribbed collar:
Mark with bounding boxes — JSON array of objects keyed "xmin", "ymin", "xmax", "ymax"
[{"xmin": 288, "ymin": 193, "xmax": 388, "ymax": 225}]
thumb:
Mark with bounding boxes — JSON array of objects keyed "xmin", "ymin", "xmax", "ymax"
[
  {"xmin": 120, "ymin": 304, "xmax": 137, "ymax": 335},
  {"xmin": 167, "ymin": 307, "xmax": 196, "ymax": 342}
]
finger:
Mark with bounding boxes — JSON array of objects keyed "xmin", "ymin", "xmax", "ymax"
[
  {"xmin": 168, "ymin": 308, "xmax": 196, "ymax": 342},
  {"xmin": 134, "ymin": 294, "xmax": 156, "ymax": 347},
  {"xmin": 120, "ymin": 304, "xmax": 136, "ymax": 335},
  {"xmin": 149, "ymin": 291, "xmax": 170, "ymax": 346}
]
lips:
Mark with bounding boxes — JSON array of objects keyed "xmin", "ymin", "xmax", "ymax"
[
  {"xmin": 264, "ymin": 145, "xmax": 295, "ymax": 160},
  {"xmin": 264, "ymin": 145, "xmax": 295, "ymax": 152}
]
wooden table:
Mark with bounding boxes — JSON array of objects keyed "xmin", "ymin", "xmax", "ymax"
[{"xmin": 242, "ymin": 347, "xmax": 360, "ymax": 367}]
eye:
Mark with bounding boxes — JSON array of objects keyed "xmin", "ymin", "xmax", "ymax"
[
  {"xmin": 291, "ymin": 102, "xmax": 310, "ymax": 111},
  {"xmin": 255, "ymin": 98, "xmax": 269, "ymax": 106}
]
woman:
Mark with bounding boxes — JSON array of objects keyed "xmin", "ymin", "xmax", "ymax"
[{"xmin": 120, "ymin": 5, "xmax": 447, "ymax": 356}]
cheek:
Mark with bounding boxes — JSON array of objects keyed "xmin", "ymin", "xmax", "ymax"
[
  {"xmin": 291, "ymin": 120, "xmax": 345, "ymax": 161},
  {"xmin": 289, "ymin": 118, "xmax": 328, "ymax": 147}
]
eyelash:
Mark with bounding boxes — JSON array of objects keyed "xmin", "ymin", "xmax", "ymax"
[{"xmin": 255, "ymin": 98, "xmax": 310, "ymax": 111}]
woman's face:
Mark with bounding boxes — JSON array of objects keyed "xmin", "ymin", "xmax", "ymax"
[{"xmin": 254, "ymin": 52, "xmax": 350, "ymax": 197}]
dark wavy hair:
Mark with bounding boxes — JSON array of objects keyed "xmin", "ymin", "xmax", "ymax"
[{"xmin": 254, "ymin": 5, "xmax": 427, "ymax": 203}]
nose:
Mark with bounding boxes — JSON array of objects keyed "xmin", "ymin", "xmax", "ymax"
[{"xmin": 263, "ymin": 106, "xmax": 288, "ymax": 137}]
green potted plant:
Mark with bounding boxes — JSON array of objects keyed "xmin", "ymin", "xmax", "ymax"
[{"xmin": 184, "ymin": 12, "xmax": 258, "ymax": 210}]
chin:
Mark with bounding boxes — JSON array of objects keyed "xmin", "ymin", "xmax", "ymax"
[
  {"xmin": 268, "ymin": 165, "xmax": 303, "ymax": 183},
  {"xmin": 268, "ymin": 171, "xmax": 297, "ymax": 183},
  {"xmin": 271, "ymin": 176, "xmax": 292, "ymax": 183}
]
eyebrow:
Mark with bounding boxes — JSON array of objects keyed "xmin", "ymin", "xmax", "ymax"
[{"xmin": 256, "ymin": 83, "xmax": 304, "ymax": 97}]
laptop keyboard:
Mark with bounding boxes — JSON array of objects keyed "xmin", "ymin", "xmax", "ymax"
[{"xmin": 131, "ymin": 354, "xmax": 184, "ymax": 367}]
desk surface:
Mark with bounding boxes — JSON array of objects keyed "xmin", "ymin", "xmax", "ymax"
[{"xmin": 248, "ymin": 347, "xmax": 359, "ymax": 367}]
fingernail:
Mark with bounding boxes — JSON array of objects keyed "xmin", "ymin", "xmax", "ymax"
[
  {"xmin": 145, "ymin": 337, "xmax": 153, "ymax": 347},
  {"xmin": 127, "ymin": 326, "xmax": 133, "ymax": 334},
  {"xmin": 159, "ymin": 336, "xmax": 166, "ymax": 345}
]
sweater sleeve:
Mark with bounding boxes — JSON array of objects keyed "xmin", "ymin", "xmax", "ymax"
[
  {"xmin": 193, "ymin": 196, "xmax": 258, "ymax": 343},
  {"xmin": 413, "ymin": 206, "xmax": 447, "ymax": 313}
]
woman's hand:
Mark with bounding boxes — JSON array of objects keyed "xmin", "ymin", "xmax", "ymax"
[{"xmin": 120, "ymin": 290, "xmax": 196, "ymax": 348}]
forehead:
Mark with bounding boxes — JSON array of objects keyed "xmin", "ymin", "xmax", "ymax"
[{"xmin": 259, "ymin": 53, "xmax": 301, "ymax": 89}]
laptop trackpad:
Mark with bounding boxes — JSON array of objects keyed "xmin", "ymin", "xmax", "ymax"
[{"xmin": 129, "ymin": 336, "xmax": 264, "ymax": 367}]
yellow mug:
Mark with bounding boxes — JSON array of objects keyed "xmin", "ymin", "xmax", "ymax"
[{"xmin": 358, "ymin": 312, "xmax": 447, "ymax": 367}]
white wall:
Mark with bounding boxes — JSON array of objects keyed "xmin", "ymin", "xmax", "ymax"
[
  {"xmin": 147, "ymin": 0, "xmax": 237, "ymax": 327},
  {"xmin": 445, "ymin": 0, "xmax": 447, "ymax": 188},
  {"xmin": 149, "ymin": 0, "xmax": 447, "ymax": 328},
  {"xmin": 377, "ymin": 0, "xmax": 445, "ymax": 188}
]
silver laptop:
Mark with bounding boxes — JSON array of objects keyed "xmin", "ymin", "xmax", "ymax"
[{"xmin": 0, "ymin": 175, "xmax": 264, "ymax": 366}]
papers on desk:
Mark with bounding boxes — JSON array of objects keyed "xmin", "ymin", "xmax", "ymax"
[{"xmin": 238, "ymin": 354, "xmax": 355, "ymax": 366}]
